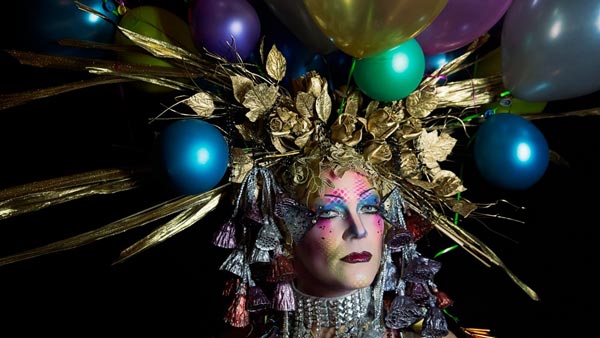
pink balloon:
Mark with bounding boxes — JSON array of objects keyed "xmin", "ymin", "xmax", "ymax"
[{"xmin": 415, "ymin": 0, "xmax": 512, "ymax": 55}]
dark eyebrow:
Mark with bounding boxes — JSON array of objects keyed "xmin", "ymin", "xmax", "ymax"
[
  {"xmin": 359, "ymin": 188, "xmax": 378, "ymax": 199},
  {"xmin": 322, "ymin": 188, "xmax": 378, "ymax": 204}
]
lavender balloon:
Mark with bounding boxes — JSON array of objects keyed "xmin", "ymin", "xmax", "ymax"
[
  {"xmin": 188, "ymin": 0, "xmax": 261, "ymax": 62},
  {"xmin": 416, "ymin": 0, "xmax": 512, "ymax": 55},
  {"xmin": 502, "ymin": 0, "xmax": 600, "ymax": 101}
]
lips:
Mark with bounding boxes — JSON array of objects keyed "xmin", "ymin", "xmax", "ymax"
[{"xmin": 341, "ymin": 251, "xmax": 372, "ymax": 263}]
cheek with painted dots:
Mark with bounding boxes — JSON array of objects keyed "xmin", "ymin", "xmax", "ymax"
[{"xmin": 314, "ymin": 193, "xmax": 344, "ymax": 241}]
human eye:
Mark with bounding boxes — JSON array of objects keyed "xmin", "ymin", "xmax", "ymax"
[
  {"xmin": 317, "ymin": 208, "xmax": 342, "ymax": 219},
  {"xmin": 359, "ymin": 204, "xmax": 380, "ymax": 214}
]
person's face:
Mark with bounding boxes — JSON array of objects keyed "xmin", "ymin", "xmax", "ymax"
[{"xmin": 294, "ymin": 170, "xmax": 385, "ymax": 297}]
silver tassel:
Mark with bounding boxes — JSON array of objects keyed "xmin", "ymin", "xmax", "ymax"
[
  {"xmin": 371, "ymin": 245, "xmax": 388, "ymax": 333},
  {"xmin": 250, "ymin": 246, "xmax": 271, "ymax": 263},
  {"xmin": 383, "ymin": 246, "xmax": 399, "ymax": 292},
  {"xmin": 219, "ymin": 247, "xmax": 247, "ymax": 277},
  {"xmin": 255, "ymin": 216, "xmax": 282, "ymax": 251},
  {"xmin": 254, "ymin": 168, "xmax": 283, "ymax": 250}
]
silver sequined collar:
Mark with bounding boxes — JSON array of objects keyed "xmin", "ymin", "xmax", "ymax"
[{"xmin": 292, "ymin": 283, "xmax": 371, "ymax": 330}]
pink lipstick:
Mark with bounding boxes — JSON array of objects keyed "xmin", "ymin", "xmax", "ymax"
[{"xmin": 341, "ymin": 251, "xmax": 372, "ymax": 263}]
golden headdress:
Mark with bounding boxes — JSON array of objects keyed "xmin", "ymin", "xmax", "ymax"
[{"xmin": 0, "ymin": 2, "xmax": 563, "ymax": 337}]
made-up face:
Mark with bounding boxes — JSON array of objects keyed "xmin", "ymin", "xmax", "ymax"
[{"xmin": 293, "ymin": 170, "xmax": 385, "ymax": 297}]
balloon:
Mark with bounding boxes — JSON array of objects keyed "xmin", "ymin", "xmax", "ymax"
[
  {"xmin": 247, "ymin": 2, "xmax": 326, "ymax": 90},
  {"xmin": 263, "ymin": 0, "xmax": 337, "ymax": 55},
  {"xmin": 321, "ymin": 51, "xmax": 354, "ymax": 92},
  {"xmin": 353, "ymin": 39, "xmax": 425, "ymax": 102},
  {"xmin": 474, "ymin": 113, "xmax": 549, "ymax": 190},
  {"xmin": 502, "ymin": 0, "xmax": 600, "ymax": 102},
  {"xmin": 188, "ymin": 0, "xmax": 261, "ymax": 62},
  {"xmin": 474, "ymin": 48, "xmax": 546, "ymax": 114},
  {"xmin": 115, "ymin": 5, "xmax": 197, "ymax": 93},
  {"xmin": 302, "ymin": 0, "xmax": 447, "ymax": 59},
  {"xmin": 0, "ymin": 0, "xmax": 116, "ymax": 57},
  {"xmin": 424, "ymin": 47, "xmax": 470, "ymax": 80},
  {"xmin": 159, "ymin": 119, "xmax": 230, "ymax": 195},
  {"xmin": 415, "ymin": 0, "xmax": 512, "ymax": 55}
]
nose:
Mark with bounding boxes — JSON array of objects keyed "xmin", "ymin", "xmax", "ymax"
[{"xmin": 344, "ymin": 211, "xmax": 368, "ymax": 239}]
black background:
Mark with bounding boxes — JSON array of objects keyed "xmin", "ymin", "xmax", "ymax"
[{"xmin": 0, "ymin": 1, "xmax": 597, "ymax": 337}]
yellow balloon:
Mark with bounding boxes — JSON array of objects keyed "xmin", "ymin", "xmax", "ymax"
[
  {"xmin": 303, "ymin": 0, "xmax": 447, "ymax": 59},
  {"xmin": 115, "ymin": 6, "xmax": 198, "ymax": 93},
  {"xmin": 475, "ymin": 47, "xmax": 547, "ymax": 114}
]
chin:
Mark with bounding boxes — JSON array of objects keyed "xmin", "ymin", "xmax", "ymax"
[{"xmin": 342, "ymin": 270, "xmax": 377, "ymax": 289}]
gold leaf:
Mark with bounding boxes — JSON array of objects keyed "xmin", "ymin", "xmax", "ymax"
[
  {"xmin": 0, "ymin": 186, "xmax": 230, "ymax": 267},
  {"xmin": 0, "ymin": 168, "xmax": 147, "ymax": 220},
  {"xmin": 185, "ymin": 92, "xmax": 215, "ymax": 117},
  {"xmin": 315, "ymin": 88, "xmax": 332, "ymax": 123},
  {"xmin": 266, "ymin": 45, "xmax": 286, "ymax": 82},
  {"xmin": 421, "ymin": 155, "xmax": 440, "ymax": 173},
  {"xmin": 406, "ymin": 178, "xmax": 436, "ymax": 191},
  {"xmin": 416, "ymin": 130, "xmax": 456, "ymax": 164},
  {"xmin": 432, "ymin": 170, "xmax": 466, "ymax": 197},
  {"xmin": 366, "ymin": 109, "xmax": 399, "ymax": 140},
  {"xmin": 343, "ymin": 91, "xmax": 361, "ymax": 116},
  {"xmin": 365, "ymin": 100, "xmax": 380, "ymax": 115},
  {"xmin": 271, "ymin": 134, "xmax": 291, "ymax": 154},
  {"xmin": 447, "ymin": 199, "xmax": 478, "ymax": 218},
  {"xmin": 258, "ymin": 36, "xmax": 266, "ymax": 64},
  {"xmin": 230, "ymin": 148, "xmax": 254, "ymax": 183},
  {"xmin": 433, "ymin": 133, "xmax": 457, "ymax": 162},
  {"xmin": 115, "ymin": 193, "xmax": 223, "ymax": 264},
  {"xmin": 396, "ymin": 117, "xmax": 423, "ymax": 142},
  {"xmin": 294, "ymin": 131, "xmax": 314, "ymax": 149},
  {"xmin": 275, "ymin": 107, "xmax": 297, "ymax": 123},
  {"xmin": 435, "ymin": 76, "xmax": 503, "ymax": 108},
  {"xmin": 363, "ymin": 140, "xmax": 392, "ymax": 165},
  {"xmin": 400, "ymin": 150, "xmax": 420, "ymax": 179},
  {"xmin": 415, "ymin": 130, "xmax": 438, "ymax": 153},
  {"xmin": 235, "ymin": 122, "xmax": 258, "ymax": 142},
  {"xmin": 308, "ymin": 76, "xmax": 323, "ymax": 98},
  {"xmin": 406, "ymin": 89, "xmax": 438, "ymax": 118},
  {"xmin": 231, "ymin": 75, "xmax": 254, "ymax": 103},
  {"xmin": 117, "ymin": 27, "xmax": 200, "ymax": 62},
  {"xmin": 331, "ymin": 113, "xmax": 362, "ymax": 145},
  {"xmin": 244, "ymin": 83, "xmax": 278, "ymax": 122},
  {"xmin": 295, "ymin": 92, "xmax": 316, "ymax": 118},
  {"xmin": 346, "ymin": 129, "xmax": 363, "ymax": 147}
]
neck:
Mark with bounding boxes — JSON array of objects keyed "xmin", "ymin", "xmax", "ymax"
[{"xmin": 292, "ymin": 283, "xmax": 372, "ymax": 336}]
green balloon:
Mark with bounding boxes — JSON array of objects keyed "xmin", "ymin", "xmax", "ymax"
[{"xmin": 353, "ymin": 39, "xmax": 425, "ymax": 102}]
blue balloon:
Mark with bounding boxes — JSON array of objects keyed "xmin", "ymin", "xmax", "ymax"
[
  {"xmin": 247, "ymin": 3, "xmax": 325, "ymax": 91},
  {"xmin": 474, "ymin": 113, "xmax": 549, "ymax": 190},
  {"xmin": 159, "ymin": 119, "xmax": 230, "ymax": 195},
  {"xmin": 1, "ymin": 1, "xmax": 117, "ymax": 57}
]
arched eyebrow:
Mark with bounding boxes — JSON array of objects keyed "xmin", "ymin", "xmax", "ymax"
[
  {"xmin": 322, "ymin": 188, "xmax": 379, "ymax": 203},
  {"xmin": 359, "ymin": 188, "xmax": 378, "ymax": 199},
  {"xmin": 323, "ymin": 193, "xmax": 344, "ymax": 202}
]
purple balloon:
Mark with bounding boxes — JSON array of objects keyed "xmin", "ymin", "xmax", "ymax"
[
  {"xmin": 502, "ymin": 0, "xmax": 600, "ymax": 102},
  {"xmin": 188, "ymin": 0, "xmax": 261, "ymax": 62},
  {"xmin": 416, "ymin": 0, "xmax": 512, "ymax": 55}
]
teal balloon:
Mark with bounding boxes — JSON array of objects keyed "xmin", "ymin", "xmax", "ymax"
[
  {"xmin": 159, "ymin": 119, "xmax": 230, "ymax": 195},
  {"xmin": 474, "ymin": 113, "xmax": 549, "ymax": 190},
  {"xmin": 353, "ymin": 39, "xmax": 425, "ymax": 102}
]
